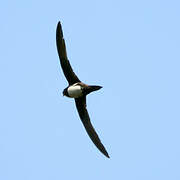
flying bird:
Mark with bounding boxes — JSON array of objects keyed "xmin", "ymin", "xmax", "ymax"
[{"xmin": 56, "ymin": 21, "xmax": 109, "ymax": 158}]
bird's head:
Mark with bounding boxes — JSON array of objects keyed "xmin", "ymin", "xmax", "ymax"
[{"xmin": 62, "ymin": 88, "xmax": 68, "ymax": 97}]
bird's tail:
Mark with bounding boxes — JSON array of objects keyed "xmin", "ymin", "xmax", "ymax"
[{"xmin": 85, "ymin": 85, "xmax": 102, "ymax": 95}]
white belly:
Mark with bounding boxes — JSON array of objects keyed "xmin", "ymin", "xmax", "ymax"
[{"xmin": 67, "ymin": 85, "xmax": 83, "ymax": 98}]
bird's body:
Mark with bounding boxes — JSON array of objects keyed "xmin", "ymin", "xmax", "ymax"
[
  {"xmin": 65, "ymin": 83, "xmax": 83, "ymax": 98},
  {"xmin": 56, "ymin": 21, "xmax": 109, "ymax": 158},
  {"xmin": 63, "ymin": 82, "xmax": 102, "ymax": 98}
]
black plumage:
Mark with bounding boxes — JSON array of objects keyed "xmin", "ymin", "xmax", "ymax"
[{"xmin": 56, "ymin": 21, "xmax": 109, "ymax": 158}]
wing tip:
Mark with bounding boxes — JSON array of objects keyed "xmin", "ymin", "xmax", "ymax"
[
  {"xmin": 104, "ymin": 152, "xmax": 110, "ymax": 158},
  {"xmin": 56, "ymin": 21, "xmax": 63, "ymax": 38},
  {"xmin": 101, "ymin": 147, "xmax": 110, "ymax": 158}
]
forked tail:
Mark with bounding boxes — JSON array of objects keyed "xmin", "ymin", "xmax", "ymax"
[{"xmin": 85, "ymin": 85, "xmax": 102, "ymax": 95}]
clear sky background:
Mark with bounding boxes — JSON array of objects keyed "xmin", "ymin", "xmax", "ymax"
[{"xmin": 0, "ymin": 0, "xmax": 180, "ymax": 179}]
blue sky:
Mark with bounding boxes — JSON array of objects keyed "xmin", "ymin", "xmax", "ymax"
[{"xmin": 0, "ymin": 0, "xmax": 180, "ymax": 179}]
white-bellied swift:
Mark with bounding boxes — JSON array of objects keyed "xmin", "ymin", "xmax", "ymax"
[{"xmin": 56, "ymin": 21, "xmax": 109, "ymax": 158}]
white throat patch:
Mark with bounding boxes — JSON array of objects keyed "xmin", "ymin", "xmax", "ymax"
[{"xmin": 67, "ymin": 84, "xmax": 83, "ymax": 98}]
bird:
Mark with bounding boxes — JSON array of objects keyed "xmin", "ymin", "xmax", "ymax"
[{"xmin": 56, "ymin": 21, "xmax": 109, "ymax": 158}]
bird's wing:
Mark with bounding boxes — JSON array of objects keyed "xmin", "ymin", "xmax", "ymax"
[
  {"xmin": 75, "ymin": 97, "xmax": 110, "ymax": 158},
  {"xmin": 56, "ymin": 21, "xmax": 80, "ymax": 85}
]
